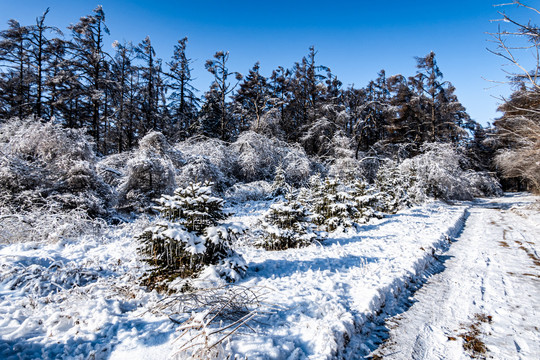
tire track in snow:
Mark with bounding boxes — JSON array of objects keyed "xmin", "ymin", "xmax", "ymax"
[
  {"xmin": 369, "ymin": 194, "xmax": 540, "ymax": 360},
  {"xmin": 340, "ymin": 206, "xmax": 471, "ymax": 359}
]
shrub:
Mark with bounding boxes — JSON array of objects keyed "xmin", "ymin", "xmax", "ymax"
[
  {"xmin": 224, "ymin": 181, "xmax": 273, "ymax": 203},
  {"xmin": 231, "ymin": 131, "xmax": 312, "ymax": 185},
  {"xmin": 117, "ymin": 132, "xmax": 178, "ymax": 212},
  {"xmin": 176, "ymin": 157, "xmax": 227, "ymax": 192},
  {"xmin": 0, "ymin": 119, "xmax": 114, "ymax": 217},
  {"xmin": 400, "ymin": 143, "xmax": 502, "ymax": 201},
  {"xmin": 175, "ymin": 135, "xmax": 236, "ymax": 183}
]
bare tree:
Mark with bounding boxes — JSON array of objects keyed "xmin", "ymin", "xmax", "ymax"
[{"xmin": 488, "ymin": 1, "xmax": 540, "ymax": 193}]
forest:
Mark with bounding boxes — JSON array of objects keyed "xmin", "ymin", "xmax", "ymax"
[
  {"xmin": 0, "ymin": 2, "xmax": 539, "ymax": 359},
  {"xmin": 0, "ymin": 5, "xmax": 537, "ymax": 198}
]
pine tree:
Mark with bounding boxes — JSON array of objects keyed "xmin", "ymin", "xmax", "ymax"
[
  {"xmin": 109, "ymin": 41, "xmax": 136, "ymax": 152},
  {"xmin": 0, "ymin": 19, "xmax": 31, "ymax": 119},
  {"xmin": 354, "ymin": 70, "xmax": 391, "ymax": 152},
  {"xmin": 232, "ymin": 61, "xmax": 271, "ymax": 133},
  {"xmin": 409, "ymin": 52, "xmax": 471, "ymax": 144},
  {"xmin": 285, "ymin": 46, "xmax": 328, "ymax": 143},
  {"xmin": 138, "ymin": 181, "xmax": 247, "ymax": 286},
  {"xmin": 135, "ymin": 36, "xmax": 161, "ymax": 133},
  {"xmin": 350, "ymin": 179, "xmax": 378, "ymax": 223},
  {"xmin": 201, "ymin": 51, "xmax": 242, "ymax": 141},
  {"xmin": 386, "ymin": 74, "xmax": 422, "ymax": 148},
  {"xmin": 67, "ymin": 5, "xmax": 110, "ymax": 152},
  {"xmin": 271, "ymin": 164, "xmax": 289, "ymax": 197},
  {"xmin": 166, "ymin": 37, "xmax": 198, "ymax": 140},
  {"xmin": 259, "ymin": 191, "xmax": 317, "ymax": 250},
  {"xmin": 25, "ymin": 8, "xmax": 62, "ymax": 119},
  {"xmin": 374, "ymin": 161, "xmax": 409, "ymax": 214},
  {"xmin": 308, "ymin": 175, "xmax": 356, "ymax": 231}
]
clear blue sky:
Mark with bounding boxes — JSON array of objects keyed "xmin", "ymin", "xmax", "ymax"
[{"xmin": 0, "ymin": 0, "xmax": 523, "ymax": 126}]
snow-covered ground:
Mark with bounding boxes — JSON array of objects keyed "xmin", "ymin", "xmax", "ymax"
[
  {"xmin": 0, "ymin": 194, "xmax": 537, "ymax": 359},
  {"xmin": 371, "ymin": 193, "xmax": 540, "ymax": 360}
]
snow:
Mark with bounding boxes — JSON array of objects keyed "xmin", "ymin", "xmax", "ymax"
[
  {"xmin": 0, "ymin": 194, "xmax": 537, "ymax": 359},
  {"xmin": 371, "ymin": 193, "xmax": 540, "ymax": 360}
]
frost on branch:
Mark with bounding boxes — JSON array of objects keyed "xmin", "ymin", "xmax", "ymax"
[
  {"xmin": 117, "ymin": 131, "xmax": 179, "ymax": 212},
  {"xmin": 399, "ymin": 143, "xmax": 501, "ymax": 201},
  {"xmin": 0, "ymin": 119, "xmax": 114, "ymax": 217}
]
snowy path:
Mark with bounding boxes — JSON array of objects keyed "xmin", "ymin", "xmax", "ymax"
[{"xmin": 371, "ymin": 194, "xmax": 540, "ymax": 360}]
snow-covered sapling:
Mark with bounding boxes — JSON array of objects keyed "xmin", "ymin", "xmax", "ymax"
[
  {"xmin": 138, "ymin": 181, "xmax": 247, "ymax": 287},
  {"xmin": 374, "ymin": 162, "xmax": 408, "ymax": 214},
  {"xmin": 271, "ymin": 164, "xmax": 290, "ymax": 197},
  {"xmin": 258, "ymin": 191, "xmax": 318, "ymax": 250},
  {"xmin": 309, "ymin": 175, "xmax": 356, "ymax": 231},
  {"xmin": 350, "ymin": 179, "xmax": 379, "ymax": 223}
]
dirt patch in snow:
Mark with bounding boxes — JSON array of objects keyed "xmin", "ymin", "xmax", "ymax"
[{"xmin": 458, "ymin": 313, "xmax": 492, "ymax": 359}]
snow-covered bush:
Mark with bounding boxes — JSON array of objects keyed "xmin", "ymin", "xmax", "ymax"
[
  {"xmin": 258, "ymin": 193, "xmax": 318, "ymax": 250},
  {"xmin": 176, "ymin": 157, "xmax": 227, "ymax": 192},
  {"xmin": 327, "ymin": 134, "xmax": 363, "ymax": 181},
  {"xmin": 328, "ymin": 157, "xmax": 362, "ymax": 182},
  {"xmin": 466, "ymin": 170, "xmax": 504, "ymax": 198},
  {"xmin": 355, "ymin": 153, "xmax": 382, "ymax": 183},
  {"xmin": 138, "ymin": 182, "xmax": 247, "ymax": 288},
  {"xmin": 231, "ymin": 131, "xmax": 312, "ymax": 185},
  {"xmin": 175, "ymin": 135, "xmax": 236, "ymax": 183},
  {"xmin": 225, "ymin": 181, "xmax": 273, "ymax": 203},
  {"xmin": 117, "ymin": 132, "xmax": 178, "ymax": 212},
  {"xmin": 0, "ymin": 119, "xmax": 114, "ymax": 217},
  {"xmin": 399, "ymin": 143, "xmax": 502, "ymax": 201}
]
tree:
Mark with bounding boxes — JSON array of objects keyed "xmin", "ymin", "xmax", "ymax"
[
  {"xmin": 284, "ymin": 46, "xmax": 328, "ymax": 143},
  {"xmin": 135, "ymin": 36, "xmax": 162, "ymax": 133},
  {"xmin": 232, "ymin": 61, "xmax": 270, "ymax": 132},
  {"xmin": 407, "ymin": 52, "xmax": 471, "ymax": 144},
  {"xmin": 386, "ymin": 74, "xmax": 422, "ymax": 147},
  {"xmin": 0, "ymin": 19, "xmax": 31, "ymax": 119},
  {"xmin": 353, "ymin": 70, "xmax": 391, "ymax": 152},
  {"xmin": 166, "ymin": 37, "xmax": 198, "ymax": 140},
  {"xmin": 488, "ymin": 0, "xmax": 540, "ymax": 192},
  {"xmin": 201, "ymin": 51, "xmax": 242, "ymax": 141},
  {"xmin": 110, "ymin": 40, "xmax": 139, "ymax": 152},
  {"xmin": 67, "ymin": 5, "xmax": 110, "ymax": 152},
  {"xmin": 25, "ymin": 8, "xmax": 62, "ymax": 119}
]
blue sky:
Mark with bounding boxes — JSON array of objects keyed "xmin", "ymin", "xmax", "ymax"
[{"xmin": 0, "ymin": 0, "xmax": 523, "ymax": 126}]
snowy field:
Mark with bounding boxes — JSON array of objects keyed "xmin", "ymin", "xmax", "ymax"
[{"xmin": 0, "ymin": 194, "xmax": 537, "ymax": 359}]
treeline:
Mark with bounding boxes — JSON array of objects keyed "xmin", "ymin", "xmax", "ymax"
[{"xmin": 0, "ymin": 6, "xmax": 484, "ymax": 158}]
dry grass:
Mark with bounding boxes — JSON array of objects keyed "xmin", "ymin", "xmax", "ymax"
[
  {"xmin": 498, "ymin": 241, "xmax": 510, "ymax": 248},
  {"xmin": 458, "ymin": 313, "xmax": 492, "ymax": 359},
  {"xmin": 145, "ymin": 285, "xmax": 276, "ymax": 359}
]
